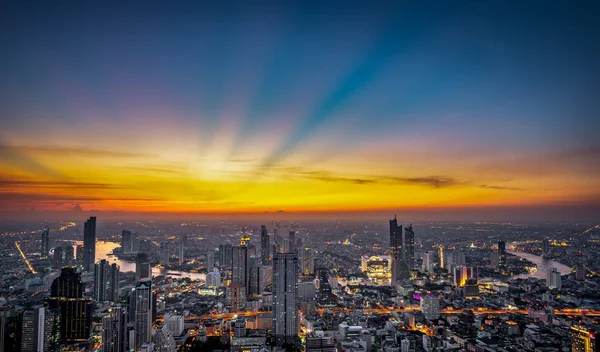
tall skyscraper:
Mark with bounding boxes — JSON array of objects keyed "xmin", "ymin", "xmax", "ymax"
[
  {"xmin": 1, "ymin": 310, "xmax": 23, "ymax": 352},
  {"xmin": 94, "ymin": 259, "xmax": 120, "ymax": 302},
  {"xmin": 177, "ymin": 241, "xmax": 184, "ymax": 265},
  {"xmin": 260, "ymin": 225, "xmax": 270, "ymax": 265},
  {"xmin": 571, "ymin": 325, "xmax": 598, "ymax": 352},
  {"xmin": 53, "ymin": 247, "xmax": 63, "ymax": 267},
  {"xmin": 40, "ymin": 226, "xmax": 50, "ymax": 259},
  {"xmin": 42, "ymin": 308, "xmax": 60, "ymax": 352},
  {"xmin": 232, "ymin": 237, "xmax": 249, "ymax": 292},
  {"xmin": 64, "ymin": 246, "xmax": 75, "ymax": 266},
  {"xmin": 160, "ymin": 242, "xmax": 170, "ymax": 266},
  {"xmin": 300, "ymin": 248, "xmax": 315, "ymax": 276},
  {"xmin": 102, "ymin": 306, "xmax": 128, "ymax": 352},
  {"xmin": 21, "ymin": 307, "xmax": 45, "ymax": 352},
  {"xmin": 422, "ymin": 251, "xmax": 435, "ymax": 273},
  {"xmin": 76, "ymin": 244, "xmax": 84, "ymax": 265},
  {"xmin": 420, "ymin": 295, "xmax": 440, "ymax": 320},
  {"xmin": 121, "ymin": 230, "xmax": 135, "ymax": 254},
  {"xmin": 47, "ymin": 267, "xmax": 93, "ymax": 343},
  {"xmin": 454, "ymin": 265, "xmax": 468, "ymax": 287},
  {"xmin": 83, "ymin": 217, "xmax": 97, "ymax": 272},
  {"xmin": 206, "ymin": 250, "xmax": 215, "ymax": 270},
  {"xmin": 227, "ymin": 284, "xmax": 246, "ymax": 312},
  {"xmin": 547, "ymin": 268, "xmax": 562, "ymax": 289},
  {"xmin": 272, "ymin": 252, "xmax": 299, "ymax": 346},
  {"xmin": 403, "ymin": 224, "xmax": 415, "ymax": 268},
  {"xmin": 287, "ymin": 231, "xmax": 296, "ymax": 253},
  {"xmin": 542, "ymin": 238, "xmax": 550, "ymax": 258},
  {"xmin": 248, "ymin": 256, "xmax": 263, "ymax": 296},
  {"xmin": 218, "ymin": 244, "xmax": 232, "ymax": 267},
  {"xmin": 134, "ymin": 280, "xmax": 153, "ymax": 350},
  {"xmin": 498, "ymin": 240, "xmax": 506, "ymax": 269},
  {"xmin": 390, "ymin": 216, "xmax": 408, "ymax": 285},
  {"xmin": 136, "ymin": 253, "xmax": 151, "ymax": 281}
]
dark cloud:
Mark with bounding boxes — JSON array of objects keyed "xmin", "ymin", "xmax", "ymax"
[
  {"xmin": 0, "ymin": 178, "xmax": 127, "ymax": 189},
  {"xmin": 479, "ymin": 184, "xmax": 521, "ymax": 191},
  {"xmin": 382, "ymin": 176, "xmax": 463, "ymax": 188},
  {"xmin": 0, "ymin": 192, "xmax": 163, "ymax": 203}
]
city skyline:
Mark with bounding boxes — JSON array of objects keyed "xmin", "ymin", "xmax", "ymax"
[{"xmin": 1, "ymin": 2, "xmax": 599, "ymax": 221}]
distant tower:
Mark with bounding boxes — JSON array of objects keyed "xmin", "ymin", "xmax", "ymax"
[
  {"xmin": 83, "ymin": 217, "xmax": 97, "ymax": 272},
  {"xmin": 390, "ymin": 216, "xmax": 408, "ymax": 285},
  {"xmin": 403, "ymin": 224, "xmax": 415, "ymax": 269},
  {"xmin": 64, "ymin": 245, "xmax": 75, "ymax": 266},
  {"xmin": 94, "ymin": 259, "xmax": 120, "ymax": 302},
  {"xmin": 40, "ymin": 226, "xmax": 50, "ymax": 259},
  {"xmin": 206, "ymin": 250, "xmax": 215, "ymax": 270},
  {"xmin": 300, "ymin": 247, "xmax": 315, "ymax": 276},
  {"xmin": 135, "ymin": 253, "xmax": 151, "ymax": 281},
  {"xmin": 47, "ymin": 267, "xmax": 93, "ymax": 343},
  {"xmin": 287, "ymin": 231, "xmax": 296, "ymax": 253},
  {"xmin": 260, "ymin": 225, "xmax": 270, "ymax": 265},
  {"xmin": 102, "ymin": 306, "xmax": 128, "ymax": 352},
  {"xmin": 498, "ymin": 240, "xmax": 506, "ymax": 269},
  {"xmin": 232, "ymin": 236, "xmax": 249, "ymax": 293},
  {"xmin": 121, "ymin": 230, "xmax": 135, "ymax": 254},
  {"xmin": 272, "ymin": 252, "xmax": 299, "ymax": 346},
  {"xmin": 422, "ymin": 251, "xmax": 435, "ymax": 273},
  {"xmin": 53, "ymin": 247, "xmax": 64, "ymax": 267},
  {"xmin": 218, "ymin": 244, "xmax": 233, "ymax": 267},
  {"xmin": 542, "ymin": 238, "xmax": 550, "ymax": 258},
  {"xmin": 134, "ymin": 280, "xmax": 153, "ymax": 350}
]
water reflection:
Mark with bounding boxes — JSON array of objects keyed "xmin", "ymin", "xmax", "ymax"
[{"xmin": 508, "ymin": 250, "xmax": 571, "ymax": 280}]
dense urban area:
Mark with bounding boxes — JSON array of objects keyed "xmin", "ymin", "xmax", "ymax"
[{"xmin": 1, "ymin": 217, "xmax": 599, "ymax": 352}]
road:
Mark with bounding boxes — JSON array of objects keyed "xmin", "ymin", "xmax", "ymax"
[{"xmin": 15, "ymin": 241, "xmax": 37, "ymax": 274}]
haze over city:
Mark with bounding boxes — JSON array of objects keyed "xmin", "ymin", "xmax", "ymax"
[{"xmin": 1, "ymin": 1, "xmax": 599, "ymax": 221}]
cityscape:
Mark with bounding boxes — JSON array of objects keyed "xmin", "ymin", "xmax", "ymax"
[{"xmin": 1, "ymin": 1, "xmax": 600, "ymax": 352}]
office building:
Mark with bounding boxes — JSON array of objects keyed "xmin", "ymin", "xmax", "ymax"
[
  {"xmin": 422, "ymin": 251, "xmax": 435, "ymax": 273},
  {"xmin": 134, "ymin": 280, "xmax": 153, "ymax": 350},
  {"xmin": 177, "ymin": 241, "xmax": 184, "ymax": 265},
  {"xmin": 232, "ymin": 237, "xmax": 249, "ymax": 292},
  {"xmin": 160, "ymin": 242, "xmax": 170, "ymax": 267},
  {"xmin": 287, "ymin": 231, "xmax": 296, "ymax": 253},
  {"xmin": 218, "ymin": 244, "xmax": 233, "ymax": 267},
  {"xmin": 53, "ymin": 247, "xmax": 63, "ymax": 267},
  {"xmin": 21, "ymin": 307, "xmax": 45, "ymax": 352},
  {"xmin": 47, "ymin": 267, "xmax": 93, "ymax": 343},
  {"xmin": 272, "ymin": 252, "xmax": 299, "ymax": 346},
  {"xmin": 64, "ymin": 245, "xmax": 75, "ymax": 266},
  {"xmin": 227, "ymin": 284, "xmax": 246, "ymax": 312},
  {"xmin": 206, "ymin": 269, "xmax": 221, "ymax": 288},
  {"xmin": 542, "ymin": 238, "xmax": 550, "ymax": 258},
  {"xmin": 163, "ymin": 313, "xmax": 184, "ymax": 337},
  {"xmin": 1, "ymin": 310, "xmax": 23, "ymax": 352},
  {"xmin": 94, "ymin": 259, "xmax": 120, "ymax": 302},
  {"xmin": 403, "ymin": 224, "xmax": 415, "ymax": 268},
  {"xmin": 260, "ymin": 225, "xmax": 270, "ymax": 265},
  {"xmin": 420, "ymin": 295, "xmax": 440, "ymax": 320},
  {"xmin": 206, "ymin": 250, "xmax": 215, "ymax": 271},
  {"xmin": 102, "ymin": 306, "xmax": 128, "ymax": 352},
  {"xmin": 498, "ymin": 240, "xmax": 506, "ymax": 269},
  {"xmin": 305, "ymin": 334, "xmax": 336, "ymax": 352},
  {"xmin": 547, "ymin": 268, "xmax": 562, "ymax": 289},
  {"xmin": 300, "ymin": 248, "xmax": 314, "ymax": 276},
  {"xmin": 390, "ymin": 216, "xmax": 409, "ymax": 285},
  {"xmin": 121, "ymin": 230, "xmax": 135, "ymax": 254},
  {"xmin": 76, "ymin": 244, "xmax": 84, "ymax": 265},
  {"xmin": 136, "ymin": 253, "xmax": 151, "ymax": 281},
  {"xmin": 40, "ymin": 226, "xmax": 50, "ymax": 259},
  {"xmin": 154, "ymin": 324, "xmax": 176, "ymax": 352},
  {"xmin": 248, "ymin": 257, "xmax": 263, "ymax": 295},
  {"xmin": 83, "ymin": 217, "xmax": 97, "ymax": 272},
  {"xmin": 571, "ymin": 325, "xmax": 598, "ymax": 352}
]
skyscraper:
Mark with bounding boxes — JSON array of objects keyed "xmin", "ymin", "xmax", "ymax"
[
  {"xmin": 206, "ymin": 250, "xmax": 215, "ymax": 270},
  {"xmin": 403, "ymin": 224, "xmax": 415, "ymax": 269},
  {"xmin": 102, "ymin": 306, "xmax": 128, "ymax": 352},
  {"xmin": 390, "ymin": 216, "xmax": 408, "ymax": 285},
  {"xmin": 272, "ymin": 252, "xmax": 299, "ymax": 346},
  {"xmin": 260, "ymin": 225, "xmax": 270, "ymax": 265},
  {"xmin": 121, "ymin": 230, "xmax": 135, "ymax": 254},
  {"xmin": 160, "ymin": 242, "xmax": 170, "ymax": 267},
  {"xmin": 547, "ymin": 268, "xmax": 562, "ymax": 289},
  {"xmin": 498, "ymin": 240, "xmax": 506, "ymax": 269},
  {"xmin": 248, "ymin": 256, "xmax": 263, "ymax": 296},
  {"xmin": 300, "ymin": 248, "xmax": 315, "ymax": 276},
  {"xmin": 232, "ymin": 238, "xmax": 249, "ymax": 292},
  {"xmin": 218, "ymin": 244, "xmax": 233, "ymax": 267},
  {"xmin": 53, "ymin": 247, "xmax": 63, "ymax": 267},
  {"xmin": 227, "ymin": 284, "xmax": 246, "ymax": 312},
  {"xmin": 422, "ymin": 251, "xmax": 435, "ymax": 273},
  {"xmin": 542, "ymin": 238, "xmax": 550, "ymax": 258},
  {"xmin": 135, "ymin": 253, "xmax": 151, "ymax": 281},
  {"xmin": 1, "ymin": 310, "xmax": 23, "ymax": 352},
  {"xmin": 40, "ymin": 226, "xmax": 50, "ymax": 259},
  {"xmin": 83, "ymin": 217, "xmax": 97, "ymax": 272},
  {"xmin": 64, "ymin": 246, "xmax": 75, "ymax": 266},
  {"xmin": 47, "ymin": 267, "xmax": 93, "ymax": 343},
  {"xmin": 94, "ymin": 259, "xmax": 120, "ymax": 302},
  {"xmin": 20, "ymin": 307, "xmax": 45, "ymax": 352},
  {"xmin": 134, "ymin": 280, "xmax": 152, "ymax": 350},
  {"xmin": 287, "ymin": 231, "xmax": 296, "ymax": 253},
  {"xmin": 154, "ymin": 324, "xmax": 177, "ymax": 352}
]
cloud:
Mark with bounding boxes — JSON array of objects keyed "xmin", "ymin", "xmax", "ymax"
[
  {"xmin": 0, "ymin": 178, "xmax": 127, "ymax": 190},
  {"xmin": 382, "ymin": 176, "xmax": 463, "ymax": 188},
  {"xmin": 0, "ymin": 192, "xmax": 164, "ymax": 203},
  {"xmin": 6, "ymin": 145, "xmax": 154, "ymax": 158},
  {"xmin": 0, "ymin": 142, "xmax": 63, "ymax": 178},
  {"xmin": 479, "ymin": 184, "xmax": 521, "ymax": 191}
]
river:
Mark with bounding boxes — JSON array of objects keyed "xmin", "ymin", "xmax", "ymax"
[
  {"xmin": 93, "ymin": 241, "xmax": 206, "ymax": 281},
  {"xmin": 508, "ymin": 250, "xmax": 572, "ymax": 280}
]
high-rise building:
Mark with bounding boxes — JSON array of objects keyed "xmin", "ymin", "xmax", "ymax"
[
  {"xmin": 53, "ymin": 247, "xmax": 63, "ymax": 267},
  {"xmin": 121, "ymin": 230, "xmax": 135, "ymax": 254},
  {"xmin": 300, "ymin": 248, "xmax": 315, "ymax": 276},
  {"xmin": 206, "ymin": 269, "xmax": 221, "ymax": 288},
  {"xmin": 218, "ymin": 244, "xmax": 233, "ymax": 267},
  {"xmin": 260, "ymin": 225, "xmax": 270, "ymax": 265},
  {"xmin": 76, "ymin": 244, "xmax": 84, "ymax": 265},
  {"xmin": 403, "ymin": 224, "xmax": 415, "ymax": 268},
  {"xmin": 177, "ymin": 241, "xmax": 184, "ymax": 265},
  {"xmin": 47, "ymin": 267, "xmax": 93, "ymax": 343},
  {"xmin": 498, "ymin": 240, "xmax": 506, "ymax": 269},
  {"xmin": 21, "ymin": 307, "xmax": 45, "ymax": 352},
  {"xmin": 206, "ymin": 250, "xmax": 215, "ymax": 270},
  {"xmin": 134, "ymin": 280, "xmax": 153, "ymax": 350},
  {"xmin": 102, "ymin": 306, "xmax": 128, "ymax": 352},
  {"xmin": 305, "ymin": 334, "xmax": 336, "ymax": 352},
  {"xmin": 390, "ymin": 216, "xmax": 408, "ymax": 285},
  {"xmin": 42, "ymin": 308, "xmax": 60, "ymax": 352},
  {"xmin": 64, "ymin": 246, "xmax": 75, "ymax": 266},
  {"xmin": 420, "ymin": 295, "xmax": 440, "ymax": 320},
  {"xmin": 454, "ymin": 265, "xmax": 468, "ymax": 287},
  {"xmin": 248, "ymin": 257, "xmax": 263, "ymax": 296},
  {"xmin": 232, "ymin": 238, "xmax": 249, "ymax": 292},
  {"xmin": 422, "ymin": 251, "xmax": 435, "ymax": 273},
  {"xmin": 287, "ymin": 231, "xmax": 296, "ymax": 253},
  {"xmin": 547, "ymin": 268, "xmax": 562, "ymax": 289},
  {"xmin": 160, "ymin": 242, "xmax": 170, "ymax": 267},
  {"xmin": 163, "ymin": 313, "xmax": 184, "ymax": 337},
  {"xmin": 40, "ymin": 226, "xmax": 50, "ymax": 259},
  {"xmin": 136, "ymin": 253, "xmax": 151, "ymax": 281},
  {"xmin": 227, "ymin": 284, "xmax": 246, "ymax": 312},
  {"xmin": 1, "ymin": 309, "xmax": 23, "ymax": 352},
  {"xmin": 272, "ymin": 252, "xmax": 299, "ymax": 346},
  {"xmin": 83, "ymin": 217, "xmax": 97, "ymax": 272},
  {"xmin": 154, "ymin": 324, "xmax": 176, "ymax": 352},
  {"xmin": 542, "ymin": 238, "xmax": 550, "ymax": 258},
  {"xmin": 571, "ymin": 325, "xmax": 598, "ymax": 352},
  {"xmin": 94, "ymin": 259, "xmax": 120, "ymax": 302}
]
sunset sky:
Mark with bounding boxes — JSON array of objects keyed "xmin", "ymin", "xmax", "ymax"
[{"xmin": 0, "ymin": 2, "xmax": 599, "ymax": 219}]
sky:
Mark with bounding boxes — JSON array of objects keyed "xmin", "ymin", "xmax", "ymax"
[{"xmin": 0, "ymin": 1, "xmax": 599, "ymax": 220}]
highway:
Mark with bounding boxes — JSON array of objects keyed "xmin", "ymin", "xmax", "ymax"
[{"xmin": 15, "ymin": 241, "xmax": 37, "ymax": 274}]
